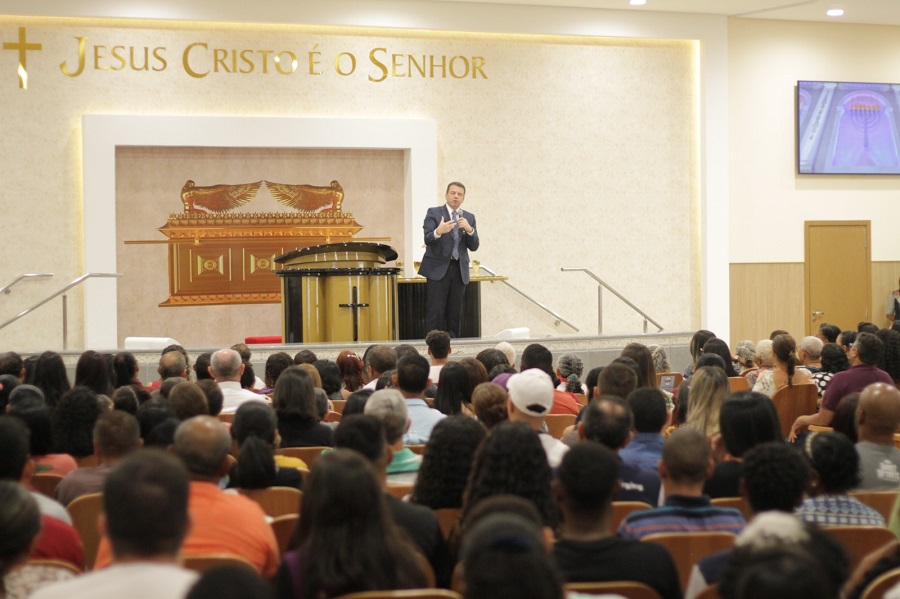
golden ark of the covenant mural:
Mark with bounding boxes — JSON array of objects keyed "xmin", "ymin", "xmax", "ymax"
[{"xmin": 158, "ymin": 179, "xmax": 362, "ymax": 307}]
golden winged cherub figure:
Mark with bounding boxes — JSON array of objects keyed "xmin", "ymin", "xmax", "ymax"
[
  {"xmin": 265, "ymin": 180, "xmax": 344, "ymax": 213},
  {"xmin": 180, "ymin": 180, "xmax": 263, "ymax": 214}
]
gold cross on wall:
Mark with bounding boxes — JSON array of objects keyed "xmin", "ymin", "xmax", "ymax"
[{"xmin": 3, "ymin": 27, "xmax": 42, "ymax": 89}]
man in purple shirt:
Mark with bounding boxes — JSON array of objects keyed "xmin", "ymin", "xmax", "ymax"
[{"xmin": 790, "ymin": 332, "xmax": 893, "ymax": 441}]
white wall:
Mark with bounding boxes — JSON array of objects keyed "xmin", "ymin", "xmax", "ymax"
[{"xmin": 729, "ymin": 18, "xmax": 900, "ymax": 263}]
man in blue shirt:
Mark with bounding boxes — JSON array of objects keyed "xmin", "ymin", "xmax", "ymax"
[
  {"xmin": 620, "ymin": 387, "xmax": 667, "ymax": 472},
  {"xmin": 393, "ymin": 354, "xmax": 446, "ymax": 444}
]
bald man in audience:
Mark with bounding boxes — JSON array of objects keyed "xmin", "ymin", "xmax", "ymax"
[
  {"xmin": 798, "ymin": 336, "xmax": 824, "ymax": 374},
  {"xmin": 209, "ymin": 348, "xmax": 265, "ymax": 413},
  {"xmin": 151, "ymin": 351, "xmax": 188, "ymax": 391},
  {"xmin": 95, "ymin": 416, "xmax": 278, "ymax": 576},
  {"xmin": 855, "ymin": 382, "xmax": 900, "ymax": 490}
]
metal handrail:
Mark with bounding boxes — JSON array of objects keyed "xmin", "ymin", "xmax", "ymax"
[
  {"xmin": 561, "ymin": 267, "xmax": 663, "ymax": 334},
  {"xmin": 478, "ymin": 264, "xmax": 579, "ymax": 332},
  {"xmin": 0, "ymin": 273, "xmax": 53, "ymax": 295},
  {"xmin": 0, "ymin": 272, "xmax": 122, "ymax": 349}
]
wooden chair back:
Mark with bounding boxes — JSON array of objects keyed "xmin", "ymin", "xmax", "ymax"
[
  {"xmin": 771, "ymin": 383, "xmax": 818, "ymax": 438},
  {"xmin": 610, "ymin": 501, "xmax": 653, "ymax": 532},
  {"xmin": 433, "ymin": 508, "xmax": 462, "ymax": 540},
  {"xmin": 217, "ymin": 412, "xmax": 235, "ymax": 424},
  {"xmin": 860, "ymin": 566, "xmax": 900, "ymax": 599},
  {"xmin": 386, "ymin": 483, "xmax": 414, "ymax": 500},
  {"xmin": 710, "ymin": 496, "xmax": 752, "ymax": 521},
  {"xmin": 407, "ymin": 444, "xmax": 427, "ymax": 455},
  {"xmin": 740, "ymin": 368, "xmax": 758, "ymax": 380},
  {"xmin": 74, "ymin": 455, "xmax": 99, "ymax": 468},
  {"xmin": 573, "ymin": 393, "xmax": 588, "ymax": 406},
  {"xmin": 276, "ymin": 446, "xmax": 328, "ymax": 469},
  {"xmin": 330, "ymin": 400, "xmax": 347, "ymax": 414},
  {"xmin": 727, "ymin": 377, "xmax": 749, "ymax": 392},
  {"xmin": 894, "ymin": 434, "xmax": 900, "ymax": 450},
  {"xmin": 544, "ymin": 414, "xmax": 577, "ymax": 440},
  {"xmin": 237, "ymin": 486, "xmax": 302, "ymax": 517},
  {"xmin": 808, "ymin": 425, "xmax": 834, "ymax": 433},
  {"xmin": 656, "ymin": 372, "xmax": 683, "ymax": 393},
  {"xmin": 31, "ymin": 472, "xmax": 65, "ymax": 498},
  {"xmin": 333, "ymin": 591, "xmax": 461, "ymax": 599},
  {"xmin": 565, "ymin": 581, "xmax": 661, "ymax": 598},
  {"xmin": 66, "ymin": 492, "xmax": 103, "ymax": 570},
  {"xmin": 25, "ymin": 558, "xmax": 83, "ymax": 576},
  {"xmin": 270, "ymin": 513, "xmax": 299, "ymax": 557},
  {"xmin": 824, "ymin": 526, "xmax": 897, "ymax": 571},
  {"xmin": 182, "ymin": 553, "xmax": 258, "ymax": 574},
  {"xmin": 323, "ymin": 410, "xmax": 342, "ymax": 423},
  {"xmin": 643, "ymin": 532, "xmax": 736, "ymax": 591},
  {"xmin": 849, "ymin": 491, "xmax": 898, "ymax": 523}
]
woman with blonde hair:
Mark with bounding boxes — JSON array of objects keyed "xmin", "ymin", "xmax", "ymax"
[{"xmin": 685, "ymin": 366, "xmax": 730, "ymax": 437}]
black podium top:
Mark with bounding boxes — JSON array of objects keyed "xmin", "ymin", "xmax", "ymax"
[{"xmin": 275, "ymin": 242, "xmax": 398, "ymax": 265}]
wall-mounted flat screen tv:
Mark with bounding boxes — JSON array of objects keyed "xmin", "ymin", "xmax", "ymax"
[{"xmin": 798, "ymin": 80, "xmax": 900, "ymax": 174}]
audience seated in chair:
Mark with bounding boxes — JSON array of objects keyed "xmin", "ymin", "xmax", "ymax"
[
  {"xmin": 365, "ymin": 389, "xmax": 423, "ymax": 485},
  {"xmin": 33, "ymin": 449, "xmax": 199, "ymax": 599},
  {"xmin": 94, "ymin": 416, "xmax": 279, "ymax": 577},
  {"xmin": 273, "ymin": 366, "xmax": 333, "ymax": 448},
  {"xmin": 410, "ymin": 416, "xmax": 485, "ymax": 510},
  {"xmin": 507, "ymin": 369, "xmax": 570, "ymax": 468},
  {"xmin": 55, "ymin": 411, "xmax": 142, "ymax": 506},
  {"xmin": 393, "ymin": 354, "xmax": 446, "ymax": 444},
  {"xmin": 551, "ymin": 442, "xmax": 680, "ymax": 599},
  {"xmin": 618, "ymin": 427, "xmax": 745, "ymax": 539},
  {"xmin": 333, "ymin": 415, "xmax": 451, "ymax": 589},
  {"xmin": 580, "ymin": 397, "xmax": 661, "ymax": 507},
  {"xmin": 227, "ymin": 402, "xmax": 304, "ymax": 490},
  {"xmin": 853, "ymin": 383, "xmax": 900, "ymax": 490},
  {"xmin": 619, "ymin": 387, "xmax": 668, "ymax": 472}
]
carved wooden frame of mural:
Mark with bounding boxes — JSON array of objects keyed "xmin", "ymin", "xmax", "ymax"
[{"xmin": 159, "ymin": 179, "xmax": 361, "ymax": 306}]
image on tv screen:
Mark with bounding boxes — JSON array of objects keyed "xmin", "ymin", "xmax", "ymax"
[{"xmin": 798, "ymin": 80, "xmax": 900, "ymax": 174}]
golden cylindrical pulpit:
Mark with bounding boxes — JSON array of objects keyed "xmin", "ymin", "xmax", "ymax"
[{"xmin": 275, "ymin": 243, "xmax": 399, "ymax": 343}]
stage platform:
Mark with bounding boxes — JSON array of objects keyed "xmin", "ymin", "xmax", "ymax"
[{"xmin": 50, "ymin": 331, "xmax": 694, "ymax": 386}]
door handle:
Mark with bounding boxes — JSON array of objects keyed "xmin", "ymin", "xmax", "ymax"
[{"xmin": 811, "ymin": 311, "xmax": 825, "ymax": 322}]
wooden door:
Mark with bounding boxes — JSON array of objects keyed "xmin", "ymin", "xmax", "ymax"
[{"xmin": 805, "ymin": 221, "xmax": 870, "ymax": 335}]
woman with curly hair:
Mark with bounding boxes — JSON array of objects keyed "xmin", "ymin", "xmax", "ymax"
[
  {"xmin": 795, "ymin": 431, "xmax": 884, "ymax": 526},
  {"xmin": 434, "ymin": 362, "xmax": 475, "ymax": 416},
  {"xmin": 411, "ymin": 416, "xmax": 486, "ymax": 510},
  {"xmin": 336, "ymin": 350, "xmax": 365, "ymax": 398},
  {"xmin": 275, "ymin": 450, "xmax": 426, "ymax": 599},
  {"xmin": 260, "ymin": 352, "xmax": 293, "ymax": 395},
  {"xmin": 876, "ymin": 328, "xmax": 900, "ymax": 384},
  {"xmin": 752, "ymin": 334, "xmax": 811, "ymax": 398},
  {"xmin": 32, "ymin": 351, "xmax": 70, "ymax": 409},
  {"xmin": 52, "ymin": 386, "xmax": 103, "ymax": 458},
  {"xmin": 460, "ymin": 421, "xmax": 560, "ymax": 529},
  {"xmin": 811, "ymin": 343, "xmax": 851, "ymax": 401},
  {"xmin": 555, "ymin": 353, "xmax": 585, "ymax": 394}
]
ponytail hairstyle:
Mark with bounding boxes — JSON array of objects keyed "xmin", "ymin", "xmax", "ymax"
[
  {"xmin": 772, "ymin": 334, "xmax": 798, "ymax": 387},
  {"xmin": 231, "ymin": 402, "xmax": 278, "ymax": 489},
  {"xmin": 113, "ymin": 352, "xmax": 138, "ymax": 388}
]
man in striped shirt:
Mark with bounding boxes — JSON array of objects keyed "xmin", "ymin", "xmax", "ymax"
[{"xmin": 618, "ymin": 427, "xmax": 746, "ymax": 539}]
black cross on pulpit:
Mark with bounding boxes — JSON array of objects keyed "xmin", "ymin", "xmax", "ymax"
[{"xmin": 338, "ymin": 286, "xmax": 369, "ymax": 342}]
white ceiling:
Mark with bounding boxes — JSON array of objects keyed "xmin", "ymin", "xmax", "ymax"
[{"xmin": 2, "ymin": 0, "xmax": 900, "ymax": 26}]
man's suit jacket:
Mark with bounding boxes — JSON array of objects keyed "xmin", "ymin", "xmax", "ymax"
[{"xmin": 417, "ymin": 205, "xmax": 479, "ymax": 284}]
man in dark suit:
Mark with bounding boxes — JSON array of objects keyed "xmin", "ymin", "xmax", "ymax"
[{"xmin": 417, "ymin": 181, "xmax": 479, "ymax": 338}]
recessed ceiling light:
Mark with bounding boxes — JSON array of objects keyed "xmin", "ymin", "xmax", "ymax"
[
  {"xmin": 630, "ymin": 0, "xmax": 647, "ymax": 5},
  {"xmin": 826, "ymin": 8, "xmax": 844, "ymax": 16}
]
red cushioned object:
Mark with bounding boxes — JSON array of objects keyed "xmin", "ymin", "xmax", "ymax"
[{"xmin": 244, "ymin": 336, "xmax": 282, "ymax": 344}]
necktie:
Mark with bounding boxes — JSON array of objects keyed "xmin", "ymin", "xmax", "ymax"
[{"xmin": 451, "ymin": 211, "xmax": 460, "ymax": 260}]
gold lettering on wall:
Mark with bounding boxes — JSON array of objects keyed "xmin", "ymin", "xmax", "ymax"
[{"xmin": 13, "ymin": 26, "xmax": 490, "ymax": 85}]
